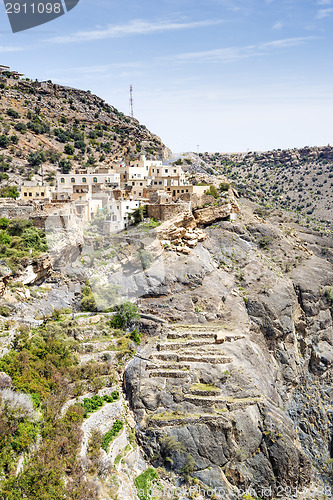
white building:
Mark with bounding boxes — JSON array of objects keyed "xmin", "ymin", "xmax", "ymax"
[
  {"xmin": 104, "ymin": 199, "xmax": 142, "ymax": 232},
  {"xmin": 56, "ymin": 172, "xmax": 120, "ymax": 198}
]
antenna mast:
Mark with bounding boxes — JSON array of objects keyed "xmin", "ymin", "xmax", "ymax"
[{"xmin": 129, "ymin": 85, "xmax": 134, "ymax": 118}]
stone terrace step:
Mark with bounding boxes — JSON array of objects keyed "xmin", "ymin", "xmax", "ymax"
[
  {"xmin": 152, "ymin": 352, "xmax": 178, "ymax": 362},
  {"xmin": 157, "ymin": 339, "xmax": 216, "ymax": 351},
  {"xmin": 189, "ymin": 389, "xmax": 222, "ymax": 397},
  {"xmin": 146, "ymin": 363, "xmax": 191, "ymax": 371},
  {"xmin": 149, "ymin": 370, "xmax": 192, "ymax": 379},
  {"xmin": 167, "ymin": 331, "xmax": 216, "ymax": 340},
  {"xmin": 184, "ymin": 395, "xmax": 262, "ymax": 410},
  {"xmin": 178, "ymin": 355, "xmax": 233, "ymax": 364},
  {"xmin": 148, "ymin": 413, "xmax": 232, "ymax": 429},
  {"xmin": 184, "ymin": 395, "xmax": 227, "ymax": 407}
]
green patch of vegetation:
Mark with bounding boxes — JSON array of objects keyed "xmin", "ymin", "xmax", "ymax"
[
  {"xmin": 0, "ymin": 323, "xmax": 98, "ymax": 499},
  {"xmin": 81, "ymin": 283, "xmax": 97, "ymax": 312},
  {"xmin": 81, "ymin": 391, "xmax": 119, "ymax": 418},
  {"xmin": 204, "ymin": 185, "xmax": 219, "ymax": 199},
  {"xmin": 0, "ymin": 305, "xmax": 11, "ymax": 317},
  {"xmin": 0, "ymin": 186, "xmax": 19, "ymax": 199},
  {"xmin": 140, "ymin": 218, "xmax": 160, "ymax": 229},
  {"xmin": 130, "ymin": 328, "xmax": 142, "ymax": 344},
  {"xmin": 219, "ymin": 182, "xmax": 231, "ymax": 192},
  {"xmin": 101, "ymin": 420, "xmax": 123, "ymax": 452},
  {"xmin": 0, "ymin": 218, "xmax": 47, "ymax": 272},
  {"xmin": 129, "ymin": 205, "xmax": 146, "ymax": 224},
  {"xmin": 258, "ymin": 236, "xmax": 272, "ymax": 249},
  {"xmin": 135, "ymin": 467, "xmax": 159, "ymax": 500},
  {"xmin": 110, "ymin": 301, "xmax": 139, "ymax": 330}
]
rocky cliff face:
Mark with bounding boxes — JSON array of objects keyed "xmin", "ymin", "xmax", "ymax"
[{"xmin": 124, "ymin": 199, "xmax": 333, "ymax": 499}]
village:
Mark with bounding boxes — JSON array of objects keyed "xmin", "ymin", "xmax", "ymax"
[
  {"xmin": 0, "ymin": 153, "xmax": 218, "ymax": 232},
  {"xmin": 0, "ymin": 65, "xmax": 238, "ymax": 234}
]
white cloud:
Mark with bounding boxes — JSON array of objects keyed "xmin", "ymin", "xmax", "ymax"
[
  {"xmin": 272, "ymin": 21, "xmax": 283, "ymax": 30},
  {"xmin": 316, "ymin": 7, "xmax": 333, "ymax": 18},
  {"xmin": 317, "ymin": 0, "xmax": 331, "ymax": 5},
  {"xmin": 0, "ymin": 45, "xmax": 23, "ymax": 53},
  {"xmin": 161, "ymin": 37, "xmax": 318, "ymax": 64},
  {"xmin": 47, "ymin": 19, "xmax": 224, "ymax": 44}
]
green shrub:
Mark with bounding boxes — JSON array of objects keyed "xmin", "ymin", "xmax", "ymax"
[
  {"xmin": 205, "ymin": 185, "xmax": 219, "ymax": 199},
  {"xmin": 64, "ymin": 144, "xmax": 74, "ymax": 155},
  {"xmin": 110, "ymin": 302, "xmax": 139, "ymax": 330},
  {"xmin": 7, "ymin": 108, "xmax": 20, "ymax": 119},
  {"xmin": 14, "ymin": 122, "xmax": 27, "ymax": 133},
  {"xmin": 258, "ymin": 237, "xmax": 272, "ymax": 249},
  {"xmin": 135, "ymin": 467, "xmax": 159, "ymax": 500},
  {"xmin": 0, "ymin": 305, "xmax": 11, "ymax": 317},
  {"xmin": 130, "ymin": 328, "xmax": 142, "ymax": 345},
  {"xmin": 101, "ymin": 420, "xmax": 124, "ymax": 452},
  {"xmin": 0, "ymin": 186, "xmax": 19, "ymax": 199},
  {"xmin": 27, "ymin": 150, "xmax": 46, "ymax": 167},
  {"xmin": 0, "ymin": 135, "xmax": 10, "ymax": 148},
  {"xmin": 220, "ymin": 182, "xmax": 230, "ymax": 192},
  {"xmin": 59, "ymin": 158, "xmax": 72, "ymax": 174},
  {"xmin": 81, "ymin": 285, "xmax": 97, "ymax": 312}
]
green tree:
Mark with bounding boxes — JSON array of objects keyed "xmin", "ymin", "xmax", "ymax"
[
  {"xmin": 59, "ymin": 159, "xmax": 72, "ymax": 174},
  {"xmin": 129, "ymin": 205, "xmax": 146, "ymax": 224},
  {"xmin": 110, "ymin": 302, "xmax": 139, "ymax": 330},
  {"xmin": 205, "ymin": 185, "xmax": 219, "ymax": 199},
  {"xmin": 27, "ymin": 150, "xmax": 46, "ymax": 167},
  {"xmin": 0, "ymin": 135, "xmax": 10, "ymax": 148},
  {"xmin": 64, "ymin": 144, "xmax": 74, "ymax": 155}
]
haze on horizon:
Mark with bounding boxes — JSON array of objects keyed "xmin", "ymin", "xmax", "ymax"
[{"xmin": 0, "ymin": 0, "xmax": 332, "ymax": 153}]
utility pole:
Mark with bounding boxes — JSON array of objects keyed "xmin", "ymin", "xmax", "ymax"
[{"xmin": 129, "ymin": 85, "xmax": 134, "ymax": 118}]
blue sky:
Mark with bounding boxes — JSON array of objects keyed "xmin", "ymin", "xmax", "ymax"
[{"xmin": 0, "ymin": 0, "xmax": 332, "ymax": 152}]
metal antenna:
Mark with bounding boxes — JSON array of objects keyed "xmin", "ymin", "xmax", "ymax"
[{"xmin": 130, "ymin": 85, "xmax": 134, "ymax": 118}]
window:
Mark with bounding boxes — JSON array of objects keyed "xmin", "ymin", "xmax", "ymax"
[
  {"xmin": 140, "ymin": 182, "xmax": 143, "ymax": 186},
  {"xmin": 60, "ymin": 177, "xmax": 65, "ymax": 183},
  {"xmin": 36, "ymin": 192, "xmax": 39, "ymax": 197},
  {"xmin": 24, "ymin": 192, "xmax": 27, "ymax": 197},
  {"xmin": 71, "ymin": 177, "xmax": 75, "ymax": 183},
  {"xmin": 157, "ymin": 169, "xmax": 160, "ymax": 174},
  {"xmin": 41, "ymin": 192, "xmax": 45, "ymax": 196},
  {"xmin": 186, "ymin": 189, "xmax": 189, "ymax": 192},
  {"xmin": 29, "ymin": 192, "xmax": 32, "ymax": 197},
  {"xmin": 112, "ymin": 215, "xmax": 117, "ymax": 221},
  {"xmin": 165, "ymin": 169, "xmax": 168, "ymax": 174},
  {"xmin": 159, "ymin": 181, "xmax": 162, "ymax": 185},
  {"xmin": 93, "ymin": 177, "xmax": 98, "ymax": 183},
  {"xmin": 82, "ymin": 177, "xmax": 87, "ymax": 183},
  {"xmin": 173, "ymin": 169, "xmax": 177, "ymax": 173},
  {"xmin": 126, "ymin": 206, "xmax": 129, "ymax": 209}
]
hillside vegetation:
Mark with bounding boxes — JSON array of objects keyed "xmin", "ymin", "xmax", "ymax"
[
  {"xmin": 198, "ymin": 146, "xmax": 333, "ymax": 232},
  {"xmin": 0, "ymin": 79, "xmax": 168, "ymax": 193}
]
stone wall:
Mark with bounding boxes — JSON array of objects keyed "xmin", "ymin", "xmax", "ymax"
[
  {"xmin": 0, "ymin": 204, "xmax": 34, "ymax": 219},
  {"xmin": 146, "ymin": 203, "xmax": 190, "ymax": 221}
]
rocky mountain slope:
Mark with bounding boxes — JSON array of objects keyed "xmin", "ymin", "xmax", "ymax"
[
  {"xmin": 196, "ymin": 147, "xmax": 333, "ymax": 233},
  {"xmin": 0, "ymin": 78, "xmax": 169, "ymax": 194},
  {"xmin": 0, "ymin": 193, "xmax": 332, "ymax": 499}
]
